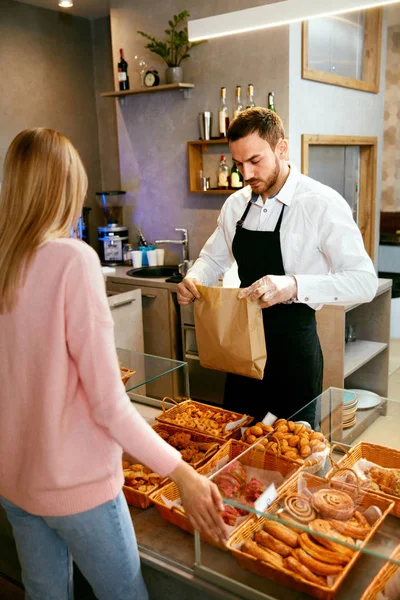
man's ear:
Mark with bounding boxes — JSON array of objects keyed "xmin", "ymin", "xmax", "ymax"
[{"xmin": 277, "ymin": 138, "xmax": 288, "ymax": 160}]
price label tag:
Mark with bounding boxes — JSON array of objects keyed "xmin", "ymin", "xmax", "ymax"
[
  {"xmin": 225, "ymin": 415, "xmax": 248, "ymax": 431},
  {"xmin": 262, "ymin": 412, "xmax": 278, "ymax": 427},
  {"xmin": 254, "ymin": 484, "xmax": 278, "ymax": 517}
]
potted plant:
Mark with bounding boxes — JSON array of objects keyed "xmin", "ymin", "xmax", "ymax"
[{"xmin": 137, "ymin": 10, "xmax": 205, "ymax": 84}]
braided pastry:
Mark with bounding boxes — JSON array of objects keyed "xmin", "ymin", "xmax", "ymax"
[
  {"xmin": 311, "ymin": 488, "xmax": 355, "ymax": 520},
  {"xmin": 283, "ymin": 493, "xmax": 317, "ymax": 523},
  {"xmin": 298, "ymin": 533, "xmax": 350, "ymax": 565},
  {"xmin": 329, "ymin": 510, "xmax": 371, "ymax": 540},
  {"xmin": 254, "ymin": 530, "xmax": 293, "ymax": 557},
  {"xmin": 292, "ymin": 548, "xmax": 343, "ymax": 576},
  {"xmin": 284, "ymin": 556, "xmax": 326, "ymax": 586}
]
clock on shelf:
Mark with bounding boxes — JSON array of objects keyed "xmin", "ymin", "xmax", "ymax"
[{"xmin": 144, "ymin": 70, "xmax": 160, "ymax": 87}]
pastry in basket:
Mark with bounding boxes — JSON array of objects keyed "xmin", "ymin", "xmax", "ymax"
[
  {"xmin": 241, "ymin": 540, "xmax": 284, "ymax": 568},
  {"xmin": 214, "ymin": 460, "xmax": 247, "ymax": 499},
  {"xmin": 367, "ymin": 466, "xmax": 400, "ymax": 497},
  {"xmin": 242, "ymin": 423, "xmax": 273, "ymax": 445},
  {"xmin": 123, "ymin": 462, "xmax": 162, "ymax": 492},
  {"xmin": 308, "ymin": 519, "xmax": 355, "ymax": 560},
  {"xmin": 239, "ymin": 477, "xmax": 265, "ymax": 504},
  {"xmin": 292, "ymin": 547, "xmax": 343, "ymax": 576},
  {"xmin": 167, "ymin": 431, "xmax": 192, "ymax": 449},
  {"xmin": 329, "ymin": 510, "xmax": 371, "ymax": 540},
  {"xmin": 284, "ymin": 556, "xmax": 326, "ymax": 586},
  {"xmin": 311, "ymin": 488, "xmax": 355, "ymax": 520},
  {"xmin": 254, "ymin": 530, "xmax": 293, "ymax": 557},
  {"xmin": 282, "ymin": 493, "xmax": 317, "ymax": 524},
  {"xmin": 221, "ymin": 504, "xmax": 248, "ymax": 526},
  {"xmin": 249, "ymin": 419, "xmax": 329, "ymax": 466},
  {"xmin": 262, "ymin": 520, "xmax": 299, "ymax": 548},
  {"xmin": 298, "ymin": 533, "xmax": 350, "ymax": 565}
]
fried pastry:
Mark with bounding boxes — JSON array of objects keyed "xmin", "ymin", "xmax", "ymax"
[
  {"xmin": 254, "ymin": 530, "xmax": 292, "ymax": 557},
  {"xmin": 241, "ymin": 540, "xmax": 284, "ymax": 568}
]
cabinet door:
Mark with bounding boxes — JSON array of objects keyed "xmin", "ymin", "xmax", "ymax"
[{"xmin": 107, "ymin": 289, "xmax": 144, "ymax": 354}]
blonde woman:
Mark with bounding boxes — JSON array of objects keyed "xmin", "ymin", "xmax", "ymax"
[{"xmin": 0, "ymin": 129, "xmax": 227, "ymax": 600}]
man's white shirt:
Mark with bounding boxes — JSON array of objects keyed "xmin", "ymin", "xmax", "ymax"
[{"xmin": 187, "ymin": 164, "xmax": 378, "ymax": 310}]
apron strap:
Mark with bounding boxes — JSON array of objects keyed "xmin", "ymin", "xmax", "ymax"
[
  {"xmin": 274, "ymin": 204, "xmax": 285, "ymax": 232},
  {"xmin": 236, "ymin": 192, "xmax": 258, "ymax": 230}
]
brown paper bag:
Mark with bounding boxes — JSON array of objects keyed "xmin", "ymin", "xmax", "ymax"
[{"xmin": 194, "ymin": 285, "xmax": 266, "ymax": 379}]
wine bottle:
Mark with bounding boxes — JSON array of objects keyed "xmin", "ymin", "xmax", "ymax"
[
  {"xmin": 268, "ymin": 91, "xmax": 276, "ymax": 112},
  {"xmin": 231, "ymin": 162, "xmax": 244, "ymax": 189},
  {"xmin": 118, "ymin": 48, "xmax": 130, "ymax": 91},
  {"xmin": 137, "ymin": 227, "xmax": 148, "ymax": 247},
  {"xmin": 218, "ymin": 155, "xmax": 229, "ymax": 189},
  {"xmin": 246, "ymin": 83, "xmax": 255, "ymax": 108},
  {"xmin": 233, "ymin": 85, "xmax": 243, "ymax": 119},
  {"xmin": 218, "ymin": 87, "xmax": 229, "ymax": 138}
]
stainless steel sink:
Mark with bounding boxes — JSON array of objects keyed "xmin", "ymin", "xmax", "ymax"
[{"xmin": 126, "ymin": 265, "xmax": 180, "ymax": 279}]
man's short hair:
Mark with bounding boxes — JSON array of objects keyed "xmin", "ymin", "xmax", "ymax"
[{"xmin": 227, "ymin": 107, "xmax": 285, "ymax": 150}]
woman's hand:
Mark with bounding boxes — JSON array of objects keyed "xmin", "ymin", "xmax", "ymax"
[
  {"xmin": 170, "ymin": 461, "xmax": 228, "ymax": 545},
  {"xmin": 238, "ymin": 274, "xmax": 297, "ymax": 308},
  {"xmin": 176, "ymin": 277, "xmax": 201, "ymax": 305}
]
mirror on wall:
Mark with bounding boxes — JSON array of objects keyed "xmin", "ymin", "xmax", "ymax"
[{"xmin": 302, "ymin": 7, "xmax": 383, "ymax": 92}]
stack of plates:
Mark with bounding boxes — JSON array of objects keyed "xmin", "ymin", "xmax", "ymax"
[{"xmin": 342, "ymin": 390, "xmax": 358, "ymax": 429}]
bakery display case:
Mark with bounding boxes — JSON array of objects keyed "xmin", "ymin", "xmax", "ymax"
[
  {"xmin": 117, "ymin": 347, "xmax": 189, "ymax": 406},
  {"xmin": 192, "ymin": 388, "xmax": 400, "ymax": 600}
]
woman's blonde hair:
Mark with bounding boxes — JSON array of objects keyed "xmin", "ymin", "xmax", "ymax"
[{"xmin": 0, "ymin": 128, "xmax": 88, "ymax": 313}]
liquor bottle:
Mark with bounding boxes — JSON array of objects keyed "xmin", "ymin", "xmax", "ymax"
[
  {"xmin": 233, "ymin": 85, "xmax": 243, "ymax": 119},
  {"xmin": 268, "ymin": 91, "xmax": 276, "ymax": 112},
  {"xmin": 118, "ymin": 48, "xmax": 130, "ymax": 91},
  {"xmin": 137, "ymin": 227, "xmax": 148, "ymax": 247},
  {"xmin": 217, "ymin": 155, "xmax": 229, "ymax": 189},
  {"xmin": 218, "ymin": 87, "xmax": 229, "ymax": 138},
  {"xmin": 246, "ymin": 83, "xmax": 256, "ymax": 108},
  {"xmin": 230, "ymin": 162, "xmax": 244, "ymax": 189}
]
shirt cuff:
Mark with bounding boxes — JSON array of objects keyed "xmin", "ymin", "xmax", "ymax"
[{"xmin": 294, "ymin": 274, "xmax": 341, "ymax": 304}]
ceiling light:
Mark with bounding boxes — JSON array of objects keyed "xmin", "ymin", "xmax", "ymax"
[
  {"xmin": 58, "ymin": 0, "xmax": 73, "ymax": 7},
  {"xmin": 188, "ymin": 0, "xmax": 400, "ymax": 41}
]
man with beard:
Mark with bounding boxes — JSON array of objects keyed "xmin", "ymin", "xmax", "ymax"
[{"xmin": 177, "ymin": 108, "xmax": 378, "ymax": 424}]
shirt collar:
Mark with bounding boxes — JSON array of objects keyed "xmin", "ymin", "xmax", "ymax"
[{"xmin": 251, "ymin": 163, "xmax": 299, "ymax": 207}]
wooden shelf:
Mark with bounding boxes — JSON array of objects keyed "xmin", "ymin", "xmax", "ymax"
[
  {"xmin": 190, "ymin": 189, "xmax": 238, "ymax": 195},
  {"xmin": 100, "ymin": 83, "xmax": 195, "ymax": 98},
  {"xmin": 188, "ymin": 139, "xmax": 238, "ymax": 194},
  {"xmin": 344, "ymin": 340, "xmax": 388, "ymax": 378}
]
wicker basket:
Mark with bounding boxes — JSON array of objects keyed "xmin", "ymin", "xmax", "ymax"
[
  {"xmin": 360, "ymin": 545, "xmax": 400, "ymax": 600},
  {"xmin": 151, "ymin": 423, "xmax": 225, "ymax": 469},
  {"xmin": 120, "ymin": 366, "xmax": 136, "ymax": 386},
  {"xmin": 122, "ymin": 452, "xmax": 165, "ymax": 509},
  {"xmin": 326, "ymin": 442, "xmax": 400, "ymax": 517},
  {"xmin": 227, "ymin": 472, "xmax": 394, "ymax": 600},
  {"xmin": 155, "ymin": 397, "xmax": 253, "ymax": 440},
  {"xmin": 151, "ymin": 439, "xmax": 301, "ymax": 550}
]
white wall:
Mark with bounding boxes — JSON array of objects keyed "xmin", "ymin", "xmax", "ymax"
[{"xmin": 288, "ymin": 15, "xmax": 388, "ymax": 266}]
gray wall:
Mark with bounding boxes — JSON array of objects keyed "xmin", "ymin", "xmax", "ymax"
[
  {"xmin": 288, "ymin": 17, "xmax": 388, "ymax": 266},
  {"xmin": 0, "ymin": 0, "xmax": 114, "ymax": 246},
  {"xmin": 109, "ymin": 0, "xmax": 290, "ymax": 263}
]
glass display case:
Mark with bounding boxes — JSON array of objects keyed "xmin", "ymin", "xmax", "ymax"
[
  {"xmin": 117, "ymin": 347, "xmax": 189, "ymax": 407},
  {"xmin": 194, "ymin": 388, "xmax": 400, "ymax": 600}
]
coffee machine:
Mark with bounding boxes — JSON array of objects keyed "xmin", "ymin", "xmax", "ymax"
[{"xmin": 96, "ymin": 191, "xmax": 128, "ymax": 266}]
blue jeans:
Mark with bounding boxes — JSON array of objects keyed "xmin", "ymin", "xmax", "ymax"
[{"xmin": 1, "ymin": 492, "xmax": 148, "ymax": 600}]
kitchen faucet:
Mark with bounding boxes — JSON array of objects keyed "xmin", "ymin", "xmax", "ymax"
[{"xmin": 155, "ymin": 228, "xmax": 190, "ymax": 263}]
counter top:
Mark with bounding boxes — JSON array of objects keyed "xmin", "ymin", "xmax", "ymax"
[{"xmin": 106, "ymin": 265, "xmax": 179, "ymax": 291}]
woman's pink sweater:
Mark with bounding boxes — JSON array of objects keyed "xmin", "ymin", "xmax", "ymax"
[{"xmin": 0, "ymin": 239, "xmax": 181, "ymax": 516}]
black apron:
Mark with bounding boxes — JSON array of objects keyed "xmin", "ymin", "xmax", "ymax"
[{"xmin": 223, "ymin": 196, "xmax": 323, "ymax": 426}]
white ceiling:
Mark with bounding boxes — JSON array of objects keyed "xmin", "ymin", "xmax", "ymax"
[{"xmin": 14, "ymin": 0, "xmax": 110, "ymax": 19}]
